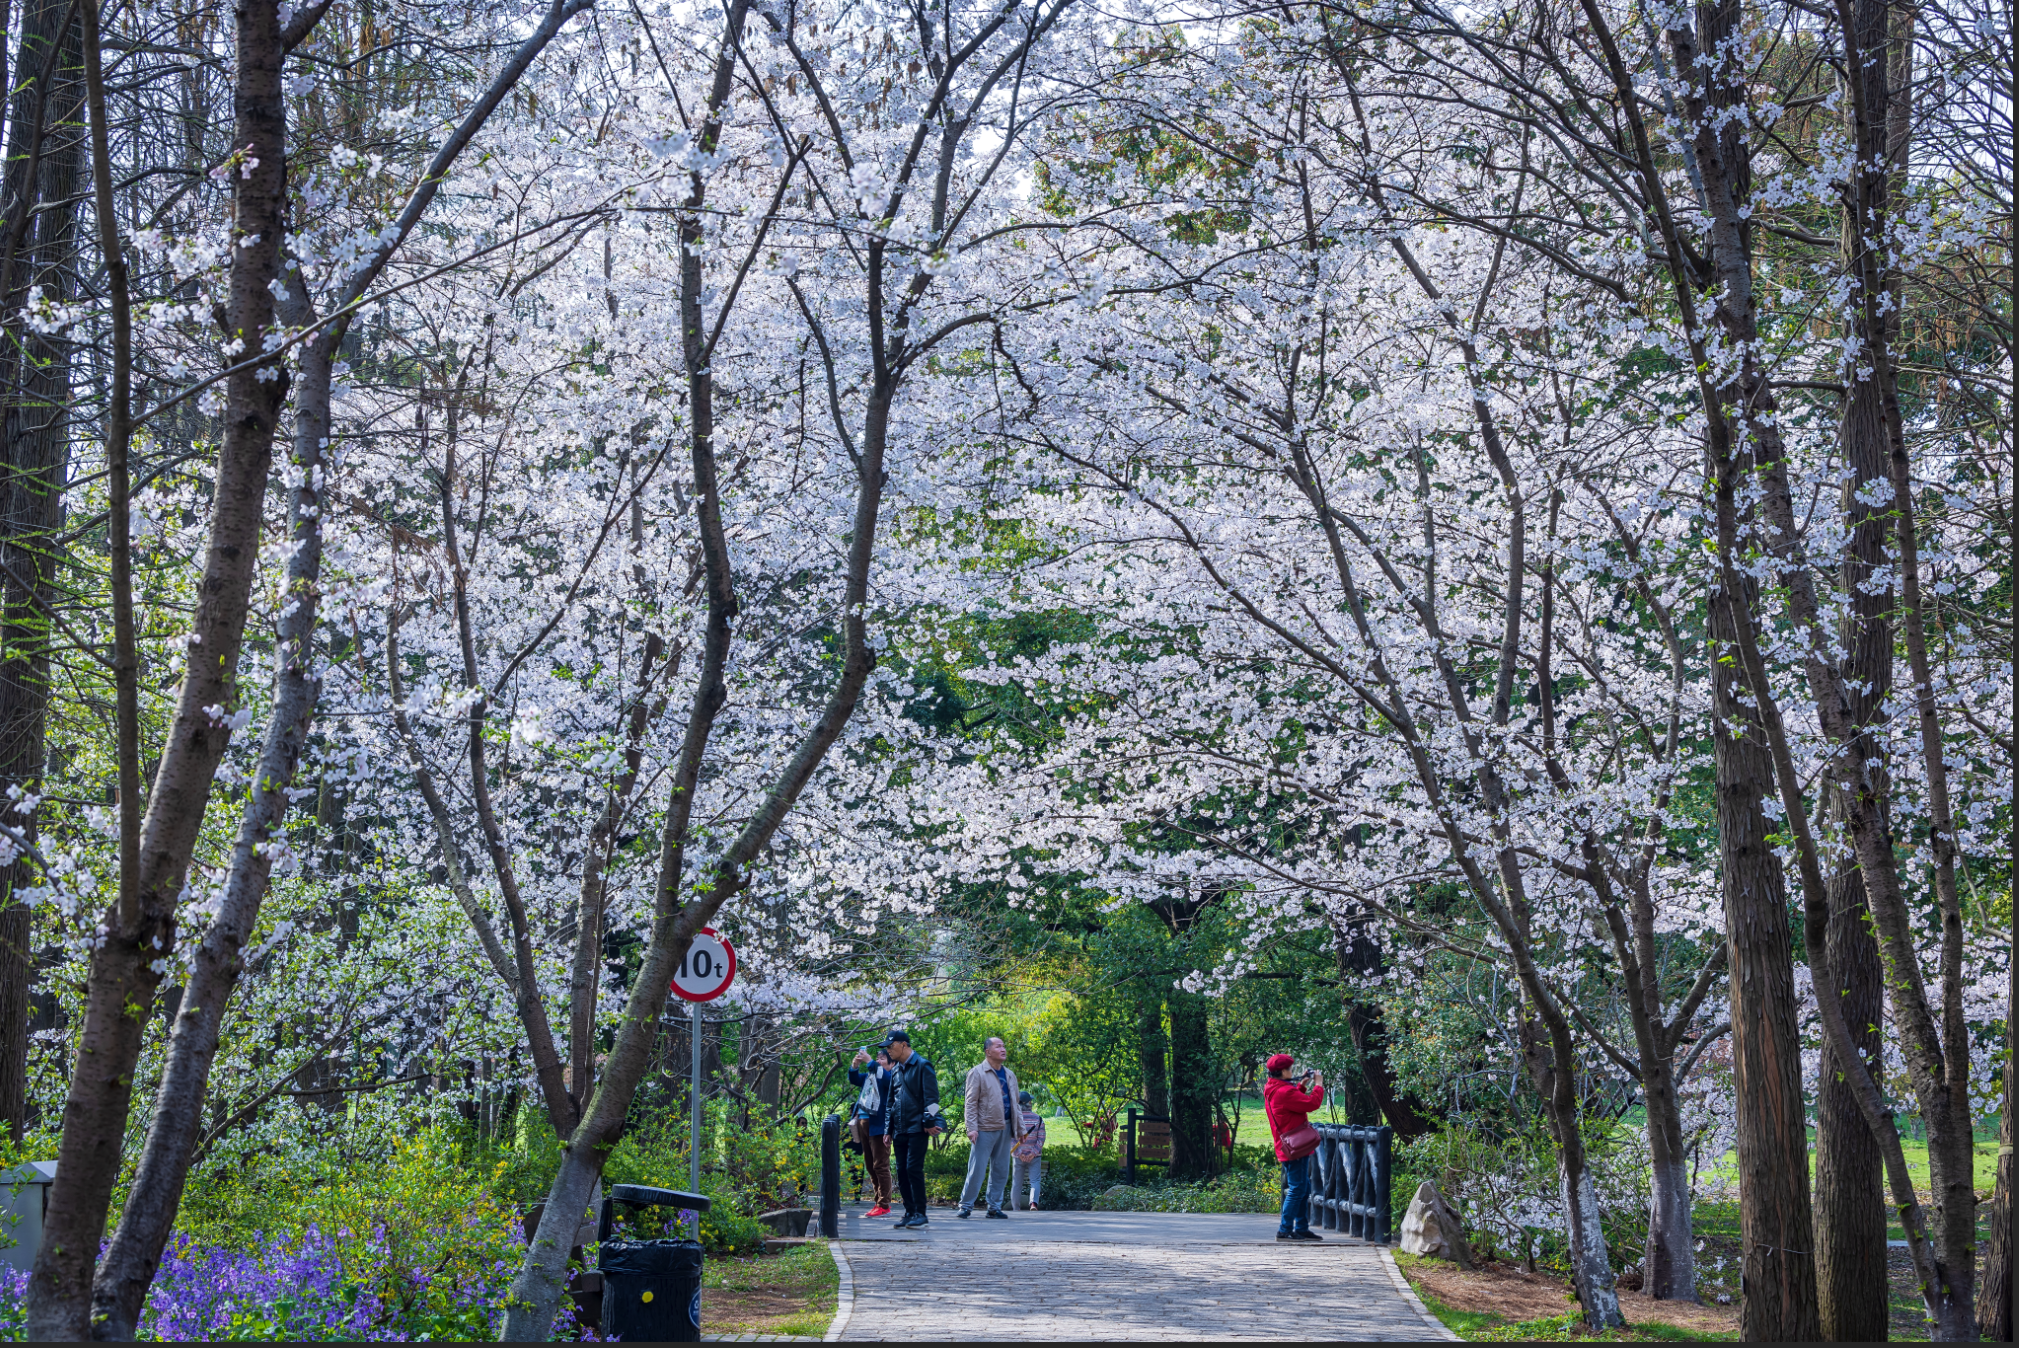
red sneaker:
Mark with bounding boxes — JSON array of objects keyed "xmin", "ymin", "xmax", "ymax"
[{"xmin": 866, "ymin": 1205, "xmax": 891, "ymax": 1217}]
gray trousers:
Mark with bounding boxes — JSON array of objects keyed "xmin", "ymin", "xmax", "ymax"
[
  {"xmin": 959, "ymin": 1128, "xmax": 1014, "ymax": 1212},
  {"xmin": 1012, "ymin": 1154, "xmax": 1042, "ymax": 1209}
]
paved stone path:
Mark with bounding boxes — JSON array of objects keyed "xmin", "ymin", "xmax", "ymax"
[{"xmin": 831, "ymin": 1209, "xmax": 1452, "ymax": 1341}]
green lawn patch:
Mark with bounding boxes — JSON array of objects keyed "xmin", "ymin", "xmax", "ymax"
[{"xmin": 700, "ymin": 1240, "xmax": 837, "ymax": 1339}]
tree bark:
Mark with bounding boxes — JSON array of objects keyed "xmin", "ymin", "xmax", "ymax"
[
  {"xmin": 1709, "ymin": 580, "xmax": 1823, "ymax": 1342},
  {"xmin": 1138, "ymin": 993, "xmax": 1169, "ymax": 1119},
  {"xmin": 1343, "ymin": 1002, "xmax": 1438, "ymax": 1141},
  {"xmin": 77, "ymin": 8, "xmax": 583, "ymax": 1333},
  {"xmin": 1166, "ymin": 989, "xmax": 1215, "ymax": 1179},
  {"xmin": 1639, "ymin": 1024, "xmax": 1698, "ymax": 1303},
  {"xmin": 1813, "ymin": 169, "xmax": 1895, "ymax": 1333},
  {"xmin": 28, "ymin": 0, "xmax": 293, "ymax": 1333},
  {"xmin": 0, "ymin": 0, "xmax": 81, "ymax": 1147},
  {"xmin": 1981, "ymin": 1006, "xmax": 2012, "ymax": 1341}
]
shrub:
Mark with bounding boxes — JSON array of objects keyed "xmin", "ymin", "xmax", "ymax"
[{"xmin": 1089, "ymin": 1170, "xmax": 1281, "ymax": 1213}]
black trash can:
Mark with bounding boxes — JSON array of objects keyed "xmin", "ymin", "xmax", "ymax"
[
  {"xmin": 599, "ymin": 1238, "xmax": 704, "ymax": 1342},
  {"xmin": 596, "ymin": 1184, "xmax": 712, "ymax": 1343}
]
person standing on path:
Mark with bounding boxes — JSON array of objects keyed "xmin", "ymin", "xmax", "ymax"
[
  {"xmin": 883, "ymin": 1031, "xmax": 944, "ymax": 1229},
  {"xmin": 1010, "ymin": 1089, "xmax": 1046, "ymax": 1211},
  {"xmin": 958, "ymin": 1036, "xmax": 1025, "ymax": 1219},
  {"xmin": 850, "ymin": 1047, "xmax": 897, "ymax": 1217},
  {"xmin": 1263, "ymin": 1053, "xmax": 1325, "ymax": 1243}
]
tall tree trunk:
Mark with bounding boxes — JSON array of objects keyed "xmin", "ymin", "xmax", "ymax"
[
  {"xmin": 1983, "ymin": 1026, "xmax": 2013, "ymax": 1342},
  {"xmin": 78, "ymin": 8, "xmax": 580, "ymax": 1333},
  {"xmin": 1138, "ymin": 993, "xmax": 1169, "ymax": 1118},
  {"xmin": 0, "ymin": 0, "xmax": 82, "ymax": 1152},
  {"xmin": 27, "ymin": 0, "xmax": 294, "ymax": 1332},
  {"xmin": 1987, "ymin": 292, "xmax": 2018, "ymax": 1339},
  {"xmin": 1709, "ymin": 581, "xmax": 1824, "ymax": 1342},
  {"xmin": 1166, "ymin": 990, "xmax": 1214, "ymax": 1179},
  {"xmin": 1813, "ymin": 207, "xmax": 1894, "ymax": 1335}
]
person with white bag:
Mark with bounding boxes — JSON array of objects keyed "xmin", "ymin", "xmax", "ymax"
[{"xmin": 849, "ymin": 1047, "xmax": 896, "ymax": 1217}]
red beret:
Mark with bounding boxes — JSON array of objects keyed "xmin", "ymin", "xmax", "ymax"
[{"xmin": 1266, "ymin": 1053, "xmax": 1295, "ymax": 1072}]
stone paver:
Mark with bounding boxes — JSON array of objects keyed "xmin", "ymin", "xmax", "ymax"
[{"xmin": 832, "ymin": 1209, "xmax": 1450, "ymax": 1341}]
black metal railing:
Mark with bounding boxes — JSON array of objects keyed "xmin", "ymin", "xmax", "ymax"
[{"xmin": 1308, "ymin": 1123, "xmax": 1392, "ymax": 1243}]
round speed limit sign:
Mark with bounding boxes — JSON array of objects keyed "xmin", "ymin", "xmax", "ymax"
[{"xmin": 670, "ymin": 927, "xmax": 736, "ymax": 1003}]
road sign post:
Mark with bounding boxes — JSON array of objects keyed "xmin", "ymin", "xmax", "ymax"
[{"xmin": 671, "ymin": 928, "xmax": 736, "ymax": 1241}]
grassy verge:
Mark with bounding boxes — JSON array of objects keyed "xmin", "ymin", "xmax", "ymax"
[{"xmin": 700, "ymin": 1240, "xmax": 838, "ymax": 1339}]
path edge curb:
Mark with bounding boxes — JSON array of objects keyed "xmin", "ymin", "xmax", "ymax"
[
  {"xmin": 823, "ymin": 1238, "xmax": 854, "ymax": 1342},
  {"xmin": 1379, "ymin": 1246, "xmax": 1462, "ymax": 1341}
]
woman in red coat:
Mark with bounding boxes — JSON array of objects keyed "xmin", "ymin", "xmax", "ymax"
[{"xmin": 1263, "ymin": 1053, "xmax": 1325, "ymax": 1241}]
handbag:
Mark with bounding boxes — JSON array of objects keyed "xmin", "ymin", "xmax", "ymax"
[
  {"xmin": 849, "ymin": 1115, "xmax": 869, "ymax": 1147},
  {"xmin": 1278, "ymin": 1121, "xmax": 1321, "ymax": 1161}
]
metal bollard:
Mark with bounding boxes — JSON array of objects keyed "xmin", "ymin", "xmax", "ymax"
[{"xmin": 820, "ymin": 1114, "xmax": 841, "ymax": 1239}]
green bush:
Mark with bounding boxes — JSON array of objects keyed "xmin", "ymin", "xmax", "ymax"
[{"xmin": 1089, "ymin": 1169, "xmax": 1280, "ymax": 1213}]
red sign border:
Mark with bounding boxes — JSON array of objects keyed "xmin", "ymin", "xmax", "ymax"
[{"xmin": 669, "ymin": 926, "xmax": 737, "ymax": 1003}]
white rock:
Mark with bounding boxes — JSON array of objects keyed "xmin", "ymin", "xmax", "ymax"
[{"xmin": 1399, "ymin": 1180, "xmax": 1473, "ymax": 1268}]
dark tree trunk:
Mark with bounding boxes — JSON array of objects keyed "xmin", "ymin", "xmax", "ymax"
[
  {"xmin": 1138, "ymin": 994, "xmax": 1169, "ymax": 1119},
  {"xmin": 1166, "ymin": 990, "xmax": 1215, "ymax": 1179},
  {"xmin": 0, "ymin": 0, "xmax": 82, "ymax": 1151},
  {"xmin": 26, "ymin": 0, "xmax": 293, "ymax": 1332},
  {"xmin": 1982, "ymin": 1029, "xmax": 2012, "ymax": 1341},
  {"xmin": 1709, "ymin": 581, "xmax": 1823, "ymax": 1342},
  {"xmin": 1814, "ymin": 3, "xmax": 1902, "ymax": 1331},
  {"xmin": 1813, "ymin": 341, "xmax": 1893, "ymax": 1348},
  {"xmin": 1345, "ymin": 1003, "xmax": 1438, "ymax": 1142},
  {"xmin": 1335, "ymin": 921, "xmax": 1438, "ymax": 1139}
]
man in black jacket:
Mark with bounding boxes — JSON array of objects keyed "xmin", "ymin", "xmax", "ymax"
[{"xmin": 882, "ymin": 1030, "xmax": 943, "ymax": 1228}]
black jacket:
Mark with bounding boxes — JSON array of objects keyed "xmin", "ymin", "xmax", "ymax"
[{"xmin": 887, "ymin": 1053, "xmax": 943, "ymax": 1135}]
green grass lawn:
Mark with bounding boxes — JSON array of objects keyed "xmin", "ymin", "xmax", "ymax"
[
  {"xmin": 700, "ymin": 1240, "xmax": 836, "ymax": 1339},
  {"xmin": 1688, "ymin": 1120, "xmax": 2002, "ymax": 1202}
]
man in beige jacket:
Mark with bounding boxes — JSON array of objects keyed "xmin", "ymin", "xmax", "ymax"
[{"xmin": 957, "ymin": 1037, "xmax": 1026, "ymax": 1218}]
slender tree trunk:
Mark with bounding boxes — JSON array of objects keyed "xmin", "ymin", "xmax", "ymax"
[
  {"xmin": 27, "ymin": 0, "xmax": 293, "ymax": 1332},
  {"xmin": 1519, "ymin": 1010, "xmax": 1624, "ymax": 1327},
  {"xmin": 1829, "ymin": 0, "xmax": 1978, "ymax": 1329},
  {"xmin": 87, "ymin": 273, "xmax": 328, "ymax": 1342},
  {"xmin": 1709, "ymin": 580, "xmax": 1824, "ymax": 1342},
  {"xmin": 1983, "ymin": 1027, "xmax": 2013, "ymax": 1341},
  {"xmin": 1813, "ymin": 250, "xmax": 1894, "ymax": 1337},
  {"xmin": 0, "ymin": 0, "xmax": 80, "ymax": 1146},
  {"xmin": 1642, "ymin": 1053, "xmax": 1697, "ymax": 1302},
  {"xmin": 1138, "ymin": 994, "xmax": 1169, "ymax": 1119},
  {"xmin": 72, "ymin": 8, "xmax": 580, "ymax": 1332},
  {"xmin": 1166, "ymin": 990, "xmax": 1214, "ymax": 1179}
]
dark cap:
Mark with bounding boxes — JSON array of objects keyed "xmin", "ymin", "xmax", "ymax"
[
  {"xmin": 880, "ymin": 1029, "xmax": 911, "ymax": 1047},
  {"xmin": 1017, "ymin": 1090, "xmax": 1034, "ymax": 1106}
]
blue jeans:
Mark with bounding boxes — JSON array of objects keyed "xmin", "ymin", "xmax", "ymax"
[{"xmin": 1278, "ymin": 1154, "xmax": 1311, "ymax": 1234}]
